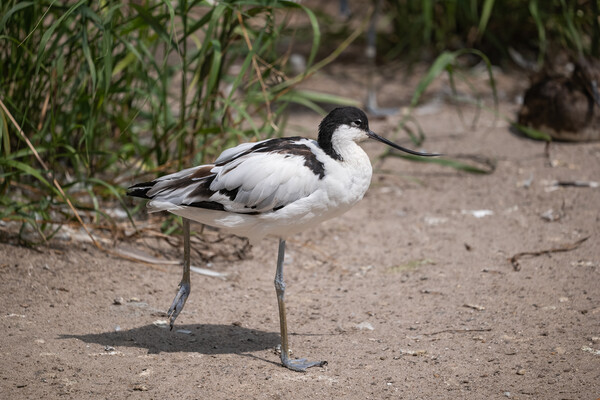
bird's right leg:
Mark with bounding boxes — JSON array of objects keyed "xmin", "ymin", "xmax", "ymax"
[
  {"xmin": 274, "ymin": 239, "xmax": 327, "ymax": 372},
  {"xmin": 167, "ymin": 218, "xmax": 191, "ymax": 329}
]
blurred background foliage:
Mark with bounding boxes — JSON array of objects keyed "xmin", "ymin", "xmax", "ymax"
[
  {"xmin": 382, "ymin": 0, "xmax": 599, "ymax": 65},
  {"xmin": 0, "ymin": 0, "xmax": 598, "ymax": 243}
]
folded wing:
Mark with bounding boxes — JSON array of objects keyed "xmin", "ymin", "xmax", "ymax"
[{"xmin": 127, "ymin": 138, "xmax": 325, "ymax": 215}]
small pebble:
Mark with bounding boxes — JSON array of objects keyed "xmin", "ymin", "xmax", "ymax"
[
  {"xmin": 113, "ymin": 297, "xmax": 124, "ymax": 305},
  {"xmin": 153, "ymin": 320, "xmax": 169, "ymax": 328},
  {"xmin": 581, "ymin": 346, "xmax": 600, "ymax": 355},
  {"xmin": 133, "ymin": 384, "xmax": 149, "ymax": 391},
  {"xmin": 355, "ymin": 321, "xmax": 374, "ymax": 331},
  {"xmin": 516, "ymin": 369, "xmax": 526, "ymax": 375}
]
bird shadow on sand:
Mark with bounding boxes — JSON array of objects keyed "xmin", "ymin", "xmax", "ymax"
[{"xmin": 60, "ymin": 323, "xmax": 281, "ymax": 356}]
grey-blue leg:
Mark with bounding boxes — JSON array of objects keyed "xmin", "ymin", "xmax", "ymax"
[
  {"xmin": 275, "ymin": 239, "xmax": 327, "ymax": 372},
  {"xmin": 167, "ymin": 218, "xmax": 191, "ymax": 329}
]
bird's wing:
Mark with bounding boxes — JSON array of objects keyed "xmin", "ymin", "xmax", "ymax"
[
  {"xmin": 214, "ymin": 138, "xmax": 271, "ymax": 165},
  {"xmin": 142, "ymin": 137, "xmax": 326, "ymax": 214}
]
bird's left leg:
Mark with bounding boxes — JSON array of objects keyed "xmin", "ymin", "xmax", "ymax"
[
  {"xmin": 167, "ymin": 218, "xmax": 191, "ymax": 329},
  {"xmin": 274, "ymin": 239, "xmax": 327, "ymax": 372}
]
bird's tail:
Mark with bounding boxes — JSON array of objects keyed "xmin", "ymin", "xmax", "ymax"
[{"xmin": 127, "ymin": 181, "xmax": 156, "ymax": 199}]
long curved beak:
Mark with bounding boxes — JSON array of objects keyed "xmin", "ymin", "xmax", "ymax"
[{"xmin": 367, "ymin": 130, "xmax": 440, "ymax": 157}]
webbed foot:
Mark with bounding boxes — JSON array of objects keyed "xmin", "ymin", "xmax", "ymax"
[{"xmin": 281, "ymin": 355, "xmax": 327, "ymax": 372}]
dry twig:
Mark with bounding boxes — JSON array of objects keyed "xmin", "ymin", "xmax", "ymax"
[
  {"xmin": 424, "ymin": 328, "xmax": 492, "ymax": 336},
  {"xmin": 510, "ymin": 237, "xmax": 590, "ymax": 271}
]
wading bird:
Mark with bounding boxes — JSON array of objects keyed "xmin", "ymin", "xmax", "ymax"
[{"xmin": 128, "ymin": 106, "xmax": 438, "ymax": 371}]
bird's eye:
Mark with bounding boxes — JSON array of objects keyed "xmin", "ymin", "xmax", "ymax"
[{"xmin": 351, "ymin": 119, "xmax": 362, "ymax": 127}]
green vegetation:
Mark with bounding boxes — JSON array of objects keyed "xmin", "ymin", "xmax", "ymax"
[
  {"xmin": 0, "ymin": 0, "xmax": 358, "ymax": 243},
  {"xmin": 383, "ymin": 0, "xmax": 599, "ymax": 65}
]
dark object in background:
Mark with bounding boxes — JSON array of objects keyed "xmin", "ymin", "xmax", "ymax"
[{"xmin": 518, "ymin": 57, "xmax": 600, "ymax": 142}]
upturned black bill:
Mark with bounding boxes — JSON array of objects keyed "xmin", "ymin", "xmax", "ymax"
[{"xmin": 368, "ymin": 130, "xmax": 440, "ymax": 157}]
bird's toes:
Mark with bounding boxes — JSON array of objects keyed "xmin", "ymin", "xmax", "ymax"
[{"xmin": 283, "ymin": 358, "xmax": 327, "ymax": 372}]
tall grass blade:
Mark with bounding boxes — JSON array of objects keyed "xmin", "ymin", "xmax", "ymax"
[{"xmin": 477, "ymin": 0, "xmax": 495, "ymax": 38}]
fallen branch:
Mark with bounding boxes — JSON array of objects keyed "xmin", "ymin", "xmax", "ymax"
[{"xmin": 510, "ymin": 237, "xmax": 590, "ymax": 271}]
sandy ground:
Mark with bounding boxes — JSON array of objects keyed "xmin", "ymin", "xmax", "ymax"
[{"xmin": 1, "ymin": 68, "xmax": 600, "ymax": 399}]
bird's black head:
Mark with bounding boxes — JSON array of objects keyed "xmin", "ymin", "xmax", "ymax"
[
  {"xmin": 317, "ymin": 106, "xmax": 440, "ymax": 160},
  {"xmin": 318, "ymin": 107, "xmax": 370, "ymax": 160}
]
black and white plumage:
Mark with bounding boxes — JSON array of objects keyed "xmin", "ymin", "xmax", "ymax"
[
  {"xmin": 128, "ymin": 107, "xmax": 434, "ymax": 244},
  {"xmin": 127, "ymin": 107, "xmax": 438, "ymax": 372}
]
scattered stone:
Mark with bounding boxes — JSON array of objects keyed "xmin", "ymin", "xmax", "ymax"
[
  {"xmin": 571, "ymin": 260, "xmax": 596, "ymax": 267},
  {"xmin": 128, "ymin": 297, "xmax": 141, "ymax": 302},
  {"xmin": 176, "ymin": 329, "xmax": 192, "ymax": 335},
  {"xmin": 114, "ymin": 325, "xmax": 121, "ymax": 332},
  {"xmin": 481, "ymin": 268, "xmax": 503, "ymax": 274},
  {"xmin": 541, "ymin": 209, "xmax": 561, "ymax": 222},
  {"xmin": 461, "ymin": 209, "xmax": 494, "ymax": 218},
  {"xmin": 113, "ymin": 297, "xmax": 124, "ymax": 305},
  {"xmin": 132, "ymin": 384, "xmax": 149, "ymax": 391},
  {"xmin": 517, "ymin": 173, "xmax": 534, "ymax": 188},
  {"xmin": 355, "ymin": 265, "xmax": 373, "ymax": 277},
  {"xmin": 463, "ymin": 304, "xmax": 485, "ymax": 311},
  {"xmin": 423, "ymin": 216, "xmax": 448, "ymax": 226},
  {"xmin": 399, "ymin": 349, "xmax": 427, "ymax": 356},
  {"xmin": 516, "ymin": 369, "xmax": 526, "ymax": 375},
  {"xmin": 153, "ymin": 320, "xmax": 169, "ymax": 328},
  {"xmin": 355, "ymin": 321, "xmax": 374, "ymax": 331},
  {"xmin": 591, "ymin": 336, "xmax": 600, "ymax": 344},
  {"xmin": 104, "ymin": 345, "xmax": 115, "ymax": 352},
  {"xmin": 581, "ymin": 346, "xmax": 600, "ymax": 355}
]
